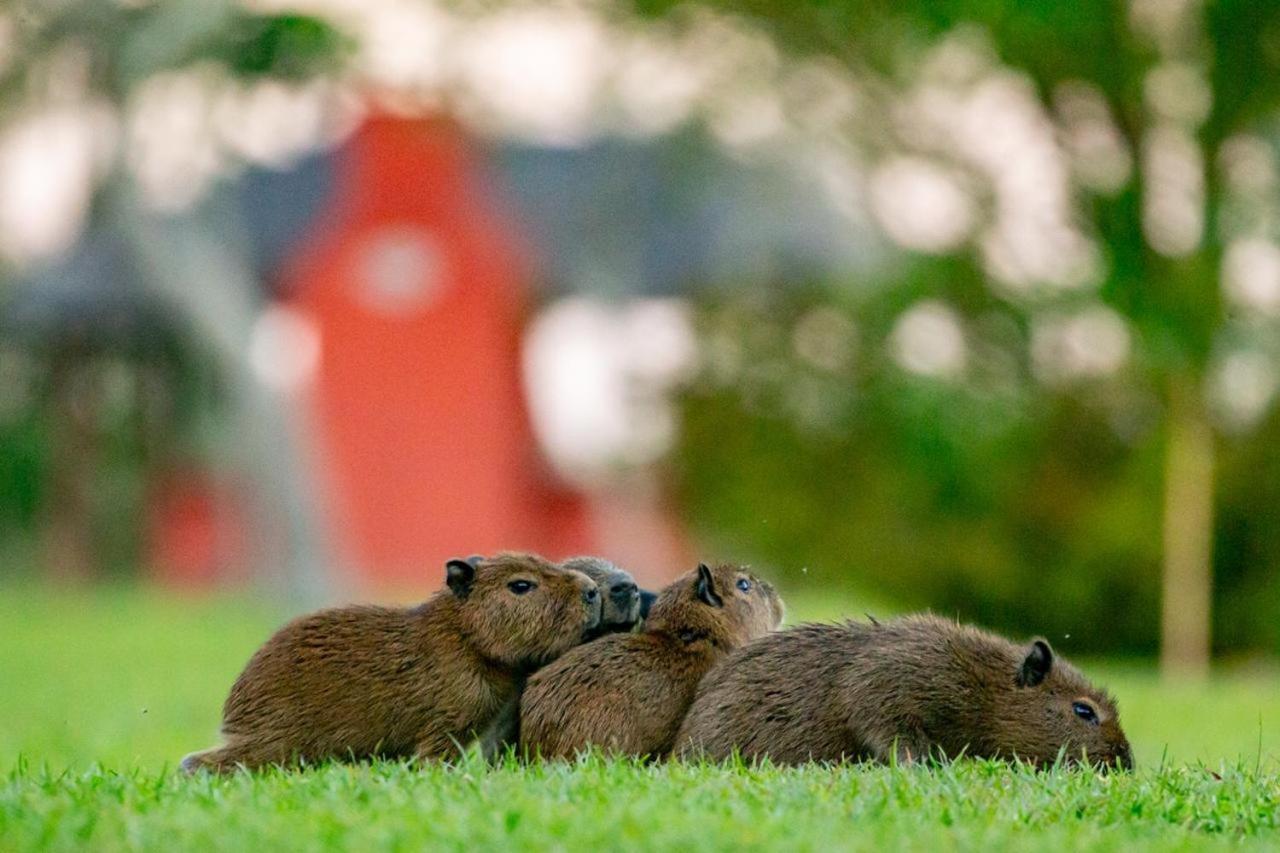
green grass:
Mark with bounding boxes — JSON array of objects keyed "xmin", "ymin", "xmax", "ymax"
[{"xmin": 2, "ymin": 585, "xmax": 1279, "ymax": 851}]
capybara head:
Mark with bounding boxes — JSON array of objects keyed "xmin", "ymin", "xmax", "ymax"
[
  {"xmin": 445, "ymin": 552, "xmax": 601, "ymax": 668},
  {"xmin": 561, "ymin": 556, "xmax": 653, "ymax": 637},
  {"xmin": 993, "ymin": 639, "xmax": 1132, "ymax": 770},
  {"xmin": 647, "ymin": 562, "xmax": 784, "ymax": 649}
]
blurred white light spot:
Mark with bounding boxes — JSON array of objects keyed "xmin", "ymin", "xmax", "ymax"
[
  {"xmin": 1030, "ymin": 306, "xmax": 1131, "ymax": 384},
  {"xmin": 1142, "ymin": 124, "xmax": 1204, "ymax": 257},
  {"xmin": 890, "ymin": 301, "xmax": 967, "ymax": 379},
  {"xmin": 353, "ymin": 226, "xmax": 444, "ymax": 318},
  {"xmin": 127, "ymin": 67, "xmax": 224, "ymax": 210},
  {"xmin": 614, "ymin": 33, "xmax": 706, "ymax": 135},
  {"xmin": 623, "ymin": 300, "xmax": 698, "ymax": 385},
  {"xmin": 524, "ymin": 298, "xmax": 695, "ymax": 482},
  {"xmin": 868, "ymin": 157, "xmax": 975, "ymax": 253},
  {"xmin": 1129, "ymin": 0, "xmax": 1198, "ymax": 54},
  {"xmin": 981, "ymin": 222, "xmax": 1103, "ymax": 295},
  {"xmin": 1222, "ymin": 238, "xmax": 1280, "ymax": 317},
  {"xmin": 215, "ymin": 80, "xmax": 327, "ymax": 166},
  {"xmin": 1219, "ymin": 135, "xmax": 1277, "ymax": 194},
  {"xmin": 0, "ymin": 107, "xmax": 107, "ymax": 263},
  {"xmin": 453, "ymin": 8, "xmax": 609, "ymax": 145},
  {"xmin": 708, "ymin": 90, "xmax": 789, "ymax": 151},
  {"xmin": 792, "ymin": 307, "xmax": 857, "ymax": 372},
  {"xmin": 918, "ymin": 27, "xmax": 995, "ymax": 86},
  {"xmin": 1144, "ymin": 61, "xmax": 1212, "ymax": 125},
  {"xmin": 897, "ymin": 66, "xmax": 1099, "ymax": 291},
  {"xmin": 357, "ymin": 0, "xmax": 453, "ymax": 92},
  {"xmin": 1209, "ymin": 350, "xmax": 1278, "ymax": 432},
  {"xmin": 249, "ymin": 307, "xmax": 323, "ymax": 392},
  {"xmin": 1055, "ymin": 81, "xmax": 1132, "ymax": 194},
  {"xmin": 781, "ymin": 59, "xmax": 861, "ymax": 136}
]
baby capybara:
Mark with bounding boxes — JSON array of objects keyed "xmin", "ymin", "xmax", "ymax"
[
  {"xmin": 519, "ymin": 563, "xmax": 785, "ymax": 760},
  {"xmin": 181, "ymin": 553, "xmax": 601, "ymax": 773},
  {"xmin": 561, "ymin": 556, "xmax": 657, "ymax": 638},
  {"xmin": 465, "ymin": 555, "xmax": 658, "ymax": 758},
  {"xmin": 676, "ymin": 614, "xmax": 1133, "ymax": 769}
]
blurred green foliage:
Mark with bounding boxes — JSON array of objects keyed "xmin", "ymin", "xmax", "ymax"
[
  {"xmin": 675, "ymin": 288, "xmax": 1280, "ymax": 655},
  {"xmin": 1, "ymin": 1, "xmax": 350, "ymax": 108},
  {"xmin": 635, "ymin": 0, "xmax": 1280, "ymax": 661},
  {"xmin": 625, "ymin": 0, "xmax": 1280, "ymax": 376},
  {"xmin": 0, "ymin": 333, "xmax": 226, "ymax": 579},
  {"xmin": 0, "ymin": 0, "xmax": 349, "ymax": 579}
]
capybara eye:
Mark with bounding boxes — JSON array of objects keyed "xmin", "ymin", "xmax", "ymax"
[
  {"xmin": 508, "ymin": 580, "xmax": 536, "ymax": 595},
  {"xmin": 1072, "ymin": 701, "xmax": 1099, "ymax": 724},
  {"xmin": 736, "ymin": 578, "xmax": 752, "ymax": 593}
]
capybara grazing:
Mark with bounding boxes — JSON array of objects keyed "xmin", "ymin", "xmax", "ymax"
[
  {"xmin": 675, "ymin": 615, "xmax": 1133, "ymax": 770},
  {"xmin": 561, "ymin": 556, "xmax": 656, "ymax": 638},
  {"xmin": 181, "ymin": 553, "xmax": 601, "ymax": 773},
  {"xmin": 519, "ymin": 563, "xmax": 785, "ymax": 760}
]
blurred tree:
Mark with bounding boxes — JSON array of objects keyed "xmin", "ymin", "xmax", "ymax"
[
  {"xmin": 634, "ymin": 0, "xmax": 1280, "ymax": 675},
  {"xmin": 1, "ymin": 0, "xmax": 349, "ymax": 602}
]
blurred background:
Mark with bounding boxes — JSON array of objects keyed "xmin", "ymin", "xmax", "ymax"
[{"xmin": 2, "ymin": 0, "xmax": 1280, "ymax": 709}]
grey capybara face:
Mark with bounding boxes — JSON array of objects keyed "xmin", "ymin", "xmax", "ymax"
[{"xmin": 560, "ymin": 556, "xmax": 655, "ymax": 638}]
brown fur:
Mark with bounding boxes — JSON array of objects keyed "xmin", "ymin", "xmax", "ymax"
[
  {"xmin": 470, "ymin": 555, "xmax": 655, "ymax": 759},
  {"xmin": 675, "ymin": 615, "xmax": 1133, "ymax": 769},
  {"xmin": 561, "ymin": 556, "xmax": 644, "ymax": 637},
  {"xmin": 518, "ymin": 563, "xmax": 785, "ymax": 760},
  {"xmin": 181, "ymin": 553, "xmax": 601, "ymax": 773}
]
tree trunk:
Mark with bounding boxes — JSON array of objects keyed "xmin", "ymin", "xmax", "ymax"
[
  {"xmin": 113, "ymin": 185, "xmax": 337, "ymax": 608},
  {"xmin": 1159, "ymin": 384, "xmax": 1216, "ymax": 679},
  {"xmin": 41, "ymin": 349, "xmax": 99, "ymax": 584}
]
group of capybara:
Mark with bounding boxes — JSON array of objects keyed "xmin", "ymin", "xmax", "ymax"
[{"xmin": 182, "ymin": 552, "xmax": 1133, "ymax": 773}]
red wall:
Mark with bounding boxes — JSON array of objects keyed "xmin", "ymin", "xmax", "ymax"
[{"xmin": 281, "ymin": 117, "xmax": 591, "ymax": 587}]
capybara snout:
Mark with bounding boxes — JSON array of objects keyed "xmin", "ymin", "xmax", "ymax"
[{"xmin": 561, "ymin": 556, "xmax": 654, "ymax": 638}]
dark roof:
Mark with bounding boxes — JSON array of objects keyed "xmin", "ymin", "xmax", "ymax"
[{"xmin": 3, "ymin": 124, "xmax": 876, "ymax": 343}]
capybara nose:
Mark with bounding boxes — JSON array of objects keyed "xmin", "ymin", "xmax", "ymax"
[
  {"xmin": 638, "ymin": 590, "xmax": 657, "ymax": 618},
  {"xmin": 610, "ymin": 581, "xmax": 638, "ymax": 607},
  {"xmin": 1115, "ymin": 742, "xmax": 1134, "ymax": 771}
]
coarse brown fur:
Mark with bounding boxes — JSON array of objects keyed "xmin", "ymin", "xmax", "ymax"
[
  {"xmin": 561, "ymin": 556, "xmax": 651, "ymax": 638},
  {"xmin": 466, "ymin": 555, "xmax": 655, "ymax": 758},
  {"xmin": 519, "ymin": 563, "xmax": 785, "ymax": 760},
  {"xmin": 181, "ymin": 553, "xmax": 601, "ymax": 773},
  {"xmin": 675, "ymin": 614, "xmax": 1133, "ymax": 770}
]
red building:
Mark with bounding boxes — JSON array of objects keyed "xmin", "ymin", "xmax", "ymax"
[
  {"xmin": 272, "ymin": 117, "xmax": 579, "ymax": 586},
  {"xmin": 140, "ymin": 116, "xmax": 690, "ymax": 592}
]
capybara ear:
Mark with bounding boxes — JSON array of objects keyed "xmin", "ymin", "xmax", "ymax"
[
  {"xmin": 1016, "ymin": 639, "xmax": 1054, "ymax": 687},
  {"xmin": 695, "ymin": 563, "xmax": 723, "ymax": 608},
  {"xmin": 638, "ymin": 590, "xmax": 657, "ymax": 618},
  {"xmin": 446, "ymin": 559, "xmax": 477, "ymax": 599},
  {"xmin": 464, "ymin": 555, "xmax": 485, "ymax": 568}
]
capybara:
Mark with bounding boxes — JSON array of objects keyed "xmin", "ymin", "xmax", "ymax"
[
  {"xmin": 561, "ymin": 556, "xmax": 657, "ymax": 638},
  {"xmin": 519, "ymin": 563, "xmax": 785, "ymax": 760},
  {"xmin": 675, "ymin": 615, "xmax": 1133, "ymax": 769},
  {"xmin": 181, "ymin": 553, "xmax": 601, "ymax": 773}
]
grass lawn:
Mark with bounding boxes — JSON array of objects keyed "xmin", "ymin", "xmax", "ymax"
[{"xmin": 2, "ymin": 584, "xmax": 1279, "ymax": 850}]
